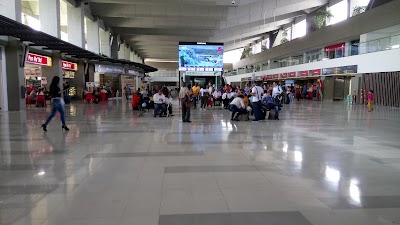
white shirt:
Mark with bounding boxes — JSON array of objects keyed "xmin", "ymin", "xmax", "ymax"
[
  {"xmin": 208, "ymin": 87, "xmax": 213, "ymax": 94},
  {"xmin": 230, "ymin": 97, "xmax": 245, "ymax": 109},
  {"xmin": 222, "ymin": 93, "xmax": 227, "ymax": 100},
  {"xmin": 213, "ymin": 91, "xmax": 221, "ymax": 98},
  {"xmin": 228, "ymin": 92, "xmax": 236, "ymax": 99},
  {"xmin": 272, "ymin": 86, "xmax": 282, "ymax": 97},
  {"xmin": 200, "ymin": 88, "xmax": 209, "ymax": 97},
  {"xmin": 251, "ymin": 86, "xmax": 263, "ymax": 102},
  {"xmin": 166, "ymin": 97, "xmax": 173, "ymax": 105},
  {"xmin": 153, "ymin": 93, "xmax": 166, "ymax": 104}
]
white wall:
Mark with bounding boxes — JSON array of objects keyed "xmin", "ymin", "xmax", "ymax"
[
  {"xmin": 225, "ymin": 47, "xmax": 400, "ymax": 83},
  {"xmin": 148, "ymin": 76, "xmax": 179, "ymax": 82}
]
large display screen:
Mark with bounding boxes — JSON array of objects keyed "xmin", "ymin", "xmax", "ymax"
[{"xmin": 179, "ymin": 42, "xmax": 224, "ymax": 72}]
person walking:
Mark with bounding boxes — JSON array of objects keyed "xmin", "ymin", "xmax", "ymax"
[
  {"xmin": 368, "ymin": 90, "xmax": 374, "ymax": 112},
  {"xmin": 191, "ymin": 83, "xmax": 200, "ymax": 109},
  {"xmin": 182, "ymin": 84, "xmax": 192, "ymax": 123},
  {"xmin": 42, "ymin": 76, "xmax": 69, "ymax": 132}
]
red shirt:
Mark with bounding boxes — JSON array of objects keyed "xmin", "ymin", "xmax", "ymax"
[{"xmin": 368, "ymin": 93, "xmax": 374, "ymax": 101}]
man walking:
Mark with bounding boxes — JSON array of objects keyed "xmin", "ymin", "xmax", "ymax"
[{"xmin": 192, "ymin": 83, "xmax": 200, "ymax": 109}]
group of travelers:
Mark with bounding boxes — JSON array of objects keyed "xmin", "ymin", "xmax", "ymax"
[{"xmin": 131, "ymin": 87, "xmax": 174, "ymax": 118}]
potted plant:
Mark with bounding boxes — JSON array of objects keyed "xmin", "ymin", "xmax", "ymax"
[{"xmin": 313, "ymin": 9, "xmax": 334, "ymax": 29}]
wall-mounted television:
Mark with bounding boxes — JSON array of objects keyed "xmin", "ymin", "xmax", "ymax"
[{"xmin": 179, "ymin": 42, "xmax": 224, "ymax": 72}]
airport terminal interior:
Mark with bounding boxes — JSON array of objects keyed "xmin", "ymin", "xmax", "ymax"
[{"xmin": 1, "ymin": 0, "xmax": 400, "ymax": 224}]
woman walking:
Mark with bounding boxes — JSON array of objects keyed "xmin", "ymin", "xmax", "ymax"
[
  {"xmin": 42, "ymin": 76, "xmax": 69, "ymax": 132},
  {"xmin": 181, "ymin": 84, "xmax": 192, "ymax": 123}
]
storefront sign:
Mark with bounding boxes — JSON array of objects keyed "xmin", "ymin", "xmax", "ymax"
[
  {"xmin": 125, "ymin": 69, "xmax": 140, "ymax": 76},
  {"xmin": 94, "ymin": 64, "xmax": 124, "ymax": 74},
  {"xmin": 281, "ymin": 73, "xmax": 288, "ymax": 78},
  {"xmin": 26, "ymin": 53, "xmax": 52, "ymax": 66},
  {"xmin": 62, "ymin": 61, "xmax": 78, "ymax": 71},
  {"xmin": 300, "ymin": 71, "xmax": 309, "ymax": 77},
  {"xmin": 289, "ymin": 72, "xmax": 296, "ymax": 77},
  {"xmin": 322, "ymin": 65, "xmax": 358, "ymax": 75},
  {"xmin": 185, "ymin": 71, "xmax": 216, "ymax": 76},
  {"xmin": 263, "ymin": 76, "xmax": 268, "ymax": 82},
  {"xmin": 267, "ymin": 75, "xmax": 273, "ymax": 79},
  {"xmin": 273, "ymin": 74, "xmax": 279, "ymax": 79},
  {"xmin": 86, "ymin": 82, "xmax": 95, "ymax": 87},
  {"xmin": 324, "ymin": 43, "xmax": 345, "ymax": 52},
  {"xmin": 311, "ymin": 69, "xmax": 321, "ymax": 76}
]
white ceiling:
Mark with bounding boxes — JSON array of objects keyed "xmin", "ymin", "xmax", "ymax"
[{"xmin": 76, "ymin": 0, "xmax": 328, "ymax": 60}]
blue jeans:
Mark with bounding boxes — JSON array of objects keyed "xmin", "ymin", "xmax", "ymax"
[
  {"xmin": 229, "ymin": 105, "xmax": 245, "ymax": 119},
  {"xmin": 252, "ymin": 102, "xmax": 262, "ymax": 120},
  {"xmin": 45, "ymin": 99, "xmax": 66, "ymax": 126},
  {"xmin": 192, "ymin": 96, "xmax": 198, "ymax": 108},
  {"xmin": 154, "ymin": 103, "xmax": 166, "ymax": 116}
]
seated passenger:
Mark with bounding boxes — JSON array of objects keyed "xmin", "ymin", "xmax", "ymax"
[
  {"xmin": 153, "ymin": 89, "xmax": 167, "ymax": 117},
  {"xmin": 262, "ymin": 92, "xmax": 282, "ymax": 120},
  {"xmin": 166, "ymin": 93, "xmax": 174, "ymax": 116},
  {"xmin": 229, "ymin": 95, "xmax": 246, "ymax": 121}
]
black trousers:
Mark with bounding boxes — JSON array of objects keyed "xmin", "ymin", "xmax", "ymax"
[{"xmin": 181, "ymin": 102, "xmax": 190, "ymax": 121}]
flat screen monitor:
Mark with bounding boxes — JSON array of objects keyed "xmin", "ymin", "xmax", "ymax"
[{"xmin": 179, "ymin": 42, "xmax": 224, "ymax": 72}]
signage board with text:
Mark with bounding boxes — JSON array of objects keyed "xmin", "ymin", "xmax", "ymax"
[
  {"xmin": 281, "ymin": 73, "xmax": 288, "ymax": 78},
  {"xmin": 62, "ymin": 61, "xmax": 78, "ymax": 71},
  {"xmin": 322, "ymin": 65, "xmax": 358, "ymax": 75},
  {"xmin": 300, "ymin": 71, "xmax": 309, "ymax": 77},
  {"xmin": 26, "ymin": 53, "xmax": 52, "ymax": 67}
]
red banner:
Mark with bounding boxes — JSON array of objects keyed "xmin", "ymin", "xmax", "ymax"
[
  {"xmin": 311, "ymin": 69, "xmax": 321, "ymax": 75},
  {"xmin": 300, "ymin": 71, "xmax": 309, "ymax": 77},
  {"xmin": 263, "ymin": 76, "xmax": 268, "ymax": 82},
  {"xmin": 289, "ymin": 72, "xmax": 296, "ymax": 77},
  {"xmin": 267, "ymin": 75, "xmax": 273, "ymax": 79},
  {"xmin": 273, "ymin": 74, "xmax": 279, "ymax": 78},
  {"xmin": 324, "ymin": 43, "xmax": 345, "ymax": 52},
  {"xmin": 62, "ymin": 61, "xmax": 78, "ymax": 71},
  {"xmin": 26, "ymin": 53, "xmax": 52, "ymax": 66},
  {"xmin": 281, "ymin": 73, "xmax": 288, "ymax": 78}
]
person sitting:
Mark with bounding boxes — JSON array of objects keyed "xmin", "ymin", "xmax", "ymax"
[
  {"xmin": 222, "ymin": 91, "xmax": 229, "ymax": 109},
  {"xmin": 262, "ymin": 92, "xmax": 282, "ymax": 120},
  {"xmin": 93, "ymin": 91, "xmax": 100, "ymax": 104},
  {"xmin": 153, "ymin": 89, "xmax": 167, "ymax": 117},
  {"xmin": 30, "ymin": 89, "xmax": 37, "ymax": 103},
  {"xmin": 213, "ymin": 89, "xmax": 222, "ymax": 106},
  {"xmin": 229, "ymin": 95, "xmax": 246, "ymax": 121}
]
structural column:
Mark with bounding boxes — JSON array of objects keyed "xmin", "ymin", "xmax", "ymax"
[
  {"xmin": 0, "ymin": 0, "xmax": 21, "ymax": 22},
  {"xmin": 39, "ymin": 0, "xmax": 61, "ymax": 38},
  {"xmin": 87, "ymin": 19, "xmax": 100, "ymax": 54},
  {"xmin": 100, "ymin": 28, "xmax": 111, "ymax": 57},
  {"xmin": 5, "ymin": 40, "xmax": 25, "ymax": 111},
  {"xmin": 124, "ymin": 46, "xmax": 130, "ymax": 60},
  {"xmin": 110, "ymin": 34, "xmax": 119, "ymax": 59},
  {"xmin": 118, "ymin": 43, "xmax": 126, "ymax": 60},
  {"xmin": 67, "ymin": 2, "xmax": 85, "ymax": 48},
  {"xmin": 74, "ymin": 60, "xmax": 85, "ymax": 100}
]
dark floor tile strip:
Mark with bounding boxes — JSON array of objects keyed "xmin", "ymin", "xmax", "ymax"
[
  {"xmin": 0, "ymin": 164, "xmax": 52, "ymax": 171},
  {"xmin": 0, "ymin": 184, "xmax": 78, "ymax": 195},
  {"xmin": 164, "ymin": 165, "xmax": 281, "ymax": 173},
  {"xmin": 85, "ymin": 151, "xmax": 204, "ymax": 158},
  {"xmin": 159, "ymin": 211, "xmax": 313, "ymax": 225}
]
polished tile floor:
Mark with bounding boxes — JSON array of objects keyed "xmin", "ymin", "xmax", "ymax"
[{"xmin": 1, "ymin": 100, "xmax": 400, "ymax": 225}]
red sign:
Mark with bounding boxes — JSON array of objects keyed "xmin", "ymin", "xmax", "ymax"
[
  {"xmin": 26, "ymin": 53, "xmax": 52, "ymax": 66},
  {"xmin": 300, "ymin": 71, "xmax": 309, "ymax": 77},
  {"xmin": 324, "ymin": 43, "xmax": 345, "ymax": 52},
  {"xmin": 62, "ymin": 61, "xmax": 78, "ymax": 71},
  {"xmin": 273, "ymin": 74, "xmax": 279, "ymax": 79},
  {"xmin": 289, "ymin": 72, "xmax": 296, "ymax": 77},
  {"xmin": 263, "ymin": 76, "xmax": 268, "ymax": 82},
  {"xmin": 281, "ymin": 73, "xmax": 288, "ymax": 78},
  {"xmin": 311, "ymin": 69, "xmax": 321, "ymax": 76},
  {"xmin": 267, "ymin": 75, "xmax": 273, "ymax": 79}
]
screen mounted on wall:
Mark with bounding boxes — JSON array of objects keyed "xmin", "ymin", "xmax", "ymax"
[{"xmin": 179, "ymin": 42, "xmax": 224, "ymax": 72}]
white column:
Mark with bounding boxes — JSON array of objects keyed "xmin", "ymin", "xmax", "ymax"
[
  {"xmin": 100, "ymin": 28, "xmax": 111, "ymax": 57},
  {"xmin": 67, "ymin": 3, "xmax": 85, "ymax": 48},
  {"xmin": 0, "ymin": 0, "xmax": 21, "ymax": 22},
  {"xmin": 39, "ymin": 0, "xmax": 61, "ymax": 38},
  {"xmin": 124, "ymin": 46, "xmax": 130, "ymax": 60},
  {"xmin": 118, "ymin": 43, "xmax": 125, "ymax": 60},
  {"xmin": 130, "ymin": 51, "xmax": 135, "ymax": 62},
  {"xmin": 87, "ymin": 19, "xmax": 100, "ymax": 53}
]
